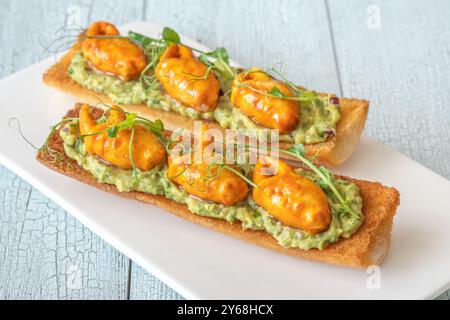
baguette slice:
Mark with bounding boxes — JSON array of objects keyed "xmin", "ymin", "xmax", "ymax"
[
  {"xmin": 37, "ymin": 105, "xmax": 399, "ymax": 268},
  {"xmin": 43, "ymin": 43, "xmax": 369, "ymax": 167}
]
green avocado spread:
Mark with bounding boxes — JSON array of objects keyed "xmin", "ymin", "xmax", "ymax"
[
  {"xmin": 68, "ymin": 52, "xmax": 341, "ymax": 144},
  {"xmin": 60, "ymin": 120, "xmax": 363, "ymax": 250}
]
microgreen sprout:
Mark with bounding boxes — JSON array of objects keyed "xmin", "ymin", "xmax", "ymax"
[
  {"xmin": 198, "ymin": 47, "xmax": 237, "ymax": 79},
  {"xmin": 161, "ymin": 27, "xmax": 181, "ymax": 45},
  {"xmin": 266, "ymin": 64, "xmax": 302, "ymax": 95},
  {"xmin": 9, "ymin": 117, "xmax": 78, "ymax": 168}
]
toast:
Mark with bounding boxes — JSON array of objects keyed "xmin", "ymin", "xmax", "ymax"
[
  {"xmin": 37, "ymin": 105, "xmax": 399, "ymax": 268},
  {"xmin": 43, "ymin": 43, "xmax": 369, "ymax": 167}
]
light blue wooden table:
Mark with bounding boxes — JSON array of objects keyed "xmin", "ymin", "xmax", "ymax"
[{"xmin": 0, "ymin": 0, "xmax": 449, "ymax": 300}]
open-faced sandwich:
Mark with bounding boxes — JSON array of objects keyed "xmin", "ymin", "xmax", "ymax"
[
  {"xmin": 43, "ymin": 21, "xmax": 369, "ymax": 167},
  {"xmin": 36, "ymin": 103, "xmax": 399, "ymax": 268}
]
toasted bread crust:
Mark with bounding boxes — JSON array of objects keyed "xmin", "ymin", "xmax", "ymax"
[
  {"xmin": 37, "ymin": 105, "xmax": 399, "ymax": 268},
  {"xmin": 43, "ymin": 44, "xmax": 369, "ymax": 167}
]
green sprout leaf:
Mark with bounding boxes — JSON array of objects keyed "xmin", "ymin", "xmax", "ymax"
[
  {"xmin": 118, "ymin": 113, "xmax": 137, "ymax": 130},
  {"xmin": 147, "ymin": 118, "xmax": 165, "ymax": 138},
  {"xmin": 300, "ymin": 90, "xmax": 318, "ymax": 100},
  {"xmin": 269, "ymin": 87, "xmax": 285, "ymax": 98},
  {"xmin": 198, "ymin": 55, "xmax": 211, "ymax": 67},
  {"xmin": 199, "ymin": 47, "xmax": 236, "ymax": 79},
  {"xmin": 107, "ymin": 126, "xmax": 118, "ymax": 138},
  {"xmin": 136, "ymin": 116, "xmax": 165, "ymax": 139},
  {"xmin": 214, "ymin": 47, "xmax": 230, "ymax": 63},
  {"xmin": 286, "ymin": 144, "xmax": 306, "ymax": 157},
  {"xmin": 267, "ymin": 65, "xmax": 302, "ymax": 95},
  {"xmin": 162, "ymin": 27, "xmax": 180, "ymax": 44},
  {"xmin": 128, "ymin": 31, "xmax": 160, "ymax": 48},
  {"xmin": 153, "ymin": 119, "xmax": 164, "ymax": 132},
  {"xmin": 199, "ymin": 47, "xmax": 230, "ymax": 65}
]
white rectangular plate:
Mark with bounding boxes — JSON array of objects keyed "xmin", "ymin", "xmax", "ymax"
[{"xmin": 0, "ymin": 22, "xmax": 449, "ymax": 299}]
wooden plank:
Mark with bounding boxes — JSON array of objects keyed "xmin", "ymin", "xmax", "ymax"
[
  {"xmin": 129, "ymin": 264, "xmax": 183, "ymax": 300},
  {"xmin": 327, "ymin": 0, "xmax": 450, "ymax": 180},
  {"xmin": 0, "ymin": 0, "xmax": 69, "ymax": 75},
  {"xmin": 0, "ymin": 168, "xmax": 129, "ymax": 299},
  {"xmin": 327, "ymin": 0, "xmax": 450, "ymax": 299},
  {"xmin": 0, "ymin": 0, "xmax": 146, "ymax": 76},
  {"xmin": 0, "ymin": 0, "xmax": 146, "ymax": 300},
  {"xmin": 90, "ymin": 0, "xmax": 146, "ymax": 25}
]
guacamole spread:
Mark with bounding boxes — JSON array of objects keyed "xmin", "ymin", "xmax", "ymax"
[
  {"xmin": 68, "ymin": 52, "xmax": 341, "ymax": 145},
  {"xmin": 60, "ymin": 120, "xmax": 363, "ymax": 250}
]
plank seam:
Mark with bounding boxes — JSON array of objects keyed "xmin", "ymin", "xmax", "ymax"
[
  {"xmin": 142, "ymin": 0, "xmax": 148, "ymax": 21},
  {"xmin": 324, "ymin": 0, "xmax": 343, "ymax": 96},
  {"xmin": 126, "ymin": 260, "xmax": 132, "ymax": 300}
]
